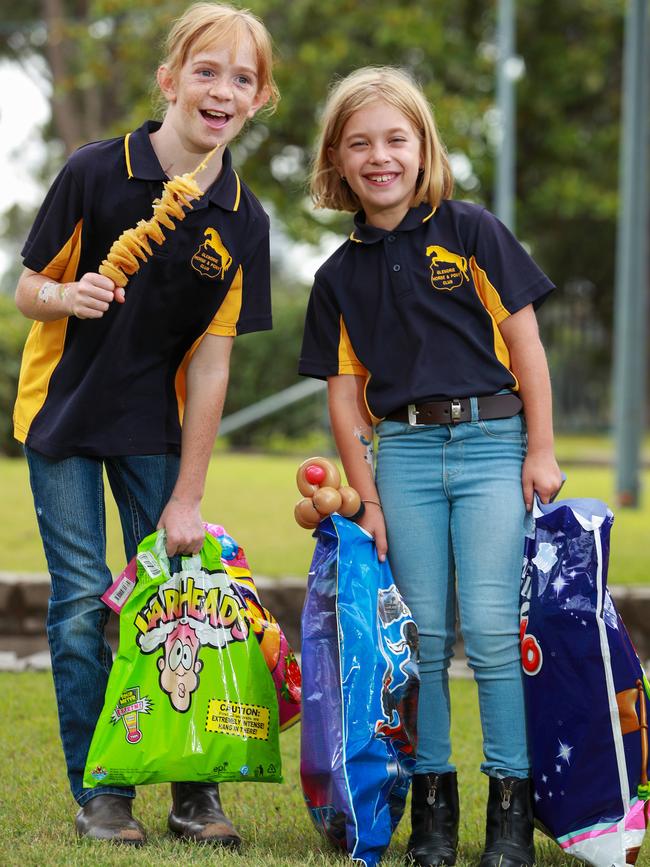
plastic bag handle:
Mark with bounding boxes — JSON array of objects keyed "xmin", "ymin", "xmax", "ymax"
[
  {"xmin": 150, "ymin": 529, "xmax": 202, "ymax": 577},
  {"xmin": 532, "ymin": 472, "xmax": 567, "ymax": 518}
]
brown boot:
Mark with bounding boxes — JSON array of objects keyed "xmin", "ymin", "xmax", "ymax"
[
  {"xmin": 75, "ymin": 794, "xmax": 146, "ymax": 845},
  {"xmin": 168, "ymin": 782, "xmax": 241, "ymax": 847}
]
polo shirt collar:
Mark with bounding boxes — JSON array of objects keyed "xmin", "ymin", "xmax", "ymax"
[
  {"xmin": 350, "ymin": 202, "xmax": 436, "ymax": 244},
  {"xmin": 124, "ymin": 120, "xmax": 240, "ymax": 211}
]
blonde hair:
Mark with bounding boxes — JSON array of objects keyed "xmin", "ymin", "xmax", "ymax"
[
  {"xmin": 311, "ymin": 66, "xmax": 453, "ymax": 212},
  {"xmin": 157, "ymin": 2, "xmax": 279, "ymax": 113}
]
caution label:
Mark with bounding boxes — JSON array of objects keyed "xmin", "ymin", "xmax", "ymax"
[{"xmin": 205, "ymin": 699, "xmax": 270, "ymax": 741}]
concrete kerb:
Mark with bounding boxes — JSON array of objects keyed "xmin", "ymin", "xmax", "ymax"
[{"xmin": 1, "ymin": 572, "xmax": 648, "ymax": 675}]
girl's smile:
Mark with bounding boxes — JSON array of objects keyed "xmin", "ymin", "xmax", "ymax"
[
  {"xmin": 330, "ymin": 100, "xmax": 423, "ymax": 230},
  {"xmin": 153, "ymin": 37, "xmax": 268, "ymax": 180}
]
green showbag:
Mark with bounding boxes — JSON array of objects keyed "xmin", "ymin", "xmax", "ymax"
[{"xmin": 83, "ymin": 530, "xmax": 281, "ymax": 787}]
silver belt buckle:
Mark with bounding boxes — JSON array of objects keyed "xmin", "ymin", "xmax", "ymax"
[
  {"xmin": 407, "ymin": 404, "xmax": 422, "ymax": 426},
  {"xmin": 450, "ymin": 399, "xmax": 462, "ymax": 423}
]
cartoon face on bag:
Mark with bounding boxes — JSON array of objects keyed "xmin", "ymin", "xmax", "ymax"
[
  {"xmin": 134, "ymin": 568, "xmax": 251, "ymax": 712},
  {"xmin": 157, "ymin": 620, "xmax": 203, "ymax": 712}
]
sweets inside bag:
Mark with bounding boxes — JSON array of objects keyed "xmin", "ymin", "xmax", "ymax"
[
  {"xmin": 521, "ymin": 497, "xmax": 649, "ymax": 866},
  {"xmin": 300, "ymin": 514, "xmax": 419, "ymax": 867},
  {"xmin": 84, "ymin": 525, "xmax": 299, "ymax": 788}
]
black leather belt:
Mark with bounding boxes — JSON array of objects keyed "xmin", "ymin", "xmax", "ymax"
[{"xmin": 386, "ymin": 393, "xmax": 523, "ymax": 425}]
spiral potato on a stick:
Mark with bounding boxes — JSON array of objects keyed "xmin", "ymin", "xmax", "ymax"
[{"xmin": 99, "ymin": 144, "xmax": 221, "ymax": 288}]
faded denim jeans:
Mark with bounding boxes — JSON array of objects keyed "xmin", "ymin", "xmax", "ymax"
[
  {"xmin": 376, "ymin": 405, "xmax": 531, "ymax": 779},
  {"xmin": 25, "ymin": 447, "xmax": 180, "ymax": 804}
]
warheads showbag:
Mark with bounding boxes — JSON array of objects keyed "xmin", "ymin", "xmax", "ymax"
[
  {"xmin": 83, "ymin": 526, "xmax": 297, "ymax": 788},
  {"xmin": 300, "ymin": 514, "xmax": 419, "ymax": 867},
  {"xmin": 521, "ymin": 497, "xmax": 649, "ymax": 866}
]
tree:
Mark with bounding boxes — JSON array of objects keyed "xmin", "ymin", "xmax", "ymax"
[
  {"xmin": 0, "ymin": 0, "xmax": 625, "ymax": 273},
  {"xmin": 0, "ymin": 0, "xmax": 630, "ymax": 442}
]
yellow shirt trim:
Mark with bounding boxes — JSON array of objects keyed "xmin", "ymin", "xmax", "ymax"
[
  {"xmin": 13, "ymin": 220, "xmax": 84, "ymax": 441},
  {"xmin": 363, "ymin": 374, "xmax": 381, "ymax": 426},
  {"xmin": 337, "ymin": 316, "xmax": 366, "ymax": 375},
  {"xmin": 469, "ymin": 255, "xmax": 519, "ymax": 390},
  {"xmin": 233, "ymin": 172, "xmax": 241, "ymax": 212},
  {"xmin": 208, "ymin": 265, "xmax": 243, "ymax": 337},
  {"xmin": 124, "ymin": 133, "xmax": 133, "ymax": 179},
  {"xmin": 174, "ymin": 332, "xmax": 203, "ymax": 426},
  {"xmin": 174, "ymin": 268, "xmax": 243, "ymax": 422}
]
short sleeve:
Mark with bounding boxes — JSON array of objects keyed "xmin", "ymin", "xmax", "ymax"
[
  {"xmin": 208, "ymin": 230, "xmax": 272, "ymax": 337},
  {"xmin": 471, "ymin": 209, "xmax": 554, "ymax": 318},
  {"xmin": 299, "ymin": 279, "xmax": 367, "ymax": 379},
  {"xmin": 22, "ymin": 164, "xmax": 84, "ymax": 278}
]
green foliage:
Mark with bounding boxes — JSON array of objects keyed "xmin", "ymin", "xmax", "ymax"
[
  {"xmin": 0, "ymin": 296, "xmax": 30, "ymax": 456},
  {"xmin": 0, "ymin": 1, "xmax": 625, "ymax": 281},
  {"xmin": 223, "ymin": 289, "xmax": 328, "ymax": 448},
  {"xmin": 516, "ymin": 0, "xmax": 623, "ymax": 326},
  {"xmin": 0, "ymin": 0, "xmax": 632, "ymax": 431}
]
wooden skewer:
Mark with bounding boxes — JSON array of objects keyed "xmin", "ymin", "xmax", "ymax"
[
  {"xmin": 187, "ymin": 142, "xmax": 222, "ymax": 179},
  {"xmin": 98, "ymin": 142, "xmax": 223, "ymax": 288}
]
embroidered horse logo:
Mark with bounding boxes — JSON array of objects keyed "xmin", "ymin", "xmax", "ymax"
[
  {"xmin": 191, "ymin": 228, "xmax": 233, "ymax": 279},
  {"xmin": 425, "ymin": 244, "xmax": 469, "ymax": 291}
]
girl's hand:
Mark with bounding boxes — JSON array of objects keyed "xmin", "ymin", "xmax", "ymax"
[
  {"xmin": 157, "ymin": 495, "xmax": 204, "ymax": 556},
  {"xmin": 358, "ymin": 501, "xmax": 388, "ymax": 561},
  {"xmin": 522, "ymin": 450, "xmax": 563, "ymax": 511},
  {"xmin": 65, "ymin": 272, "xmax": 124, "ymax": 319}
]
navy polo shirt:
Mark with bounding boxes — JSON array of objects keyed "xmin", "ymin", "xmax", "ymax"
[
  {"xmin": 15, "ymin": 120, "xmax": 272, "ymax": 458},
  {"xmin": 299, "ymin": 200, "xmax": 553, "ymax": 420}
]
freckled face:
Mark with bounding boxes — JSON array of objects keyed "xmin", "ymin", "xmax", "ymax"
[
  {"xmin": 330, "ymin": 100, "xmax": 423, "ymax": 229},
  {"xmin": 159, "ymin": 36, "xmax": 267, "ymax": 154}
]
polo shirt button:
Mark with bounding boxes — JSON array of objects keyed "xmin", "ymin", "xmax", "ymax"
[
  {"xmin": 393, "ymin": 263, "xmax": 401, "ymax": 272},
  {"xmin": 387, "ymin": 234, "xmax": 396, "ymax": 242}
]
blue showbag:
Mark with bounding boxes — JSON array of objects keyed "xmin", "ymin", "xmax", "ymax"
[
  {"xmin": 300, "ymin": 514, "xmax": 419, "ymax": 867},
  {"xmin": 521, "ymin": 497, "xmax": 649, "ymax": 866}
]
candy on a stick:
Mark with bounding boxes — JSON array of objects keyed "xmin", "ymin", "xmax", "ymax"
[
  {"xmin": 294, "ymin": 457, "xmax": 362, "ymax": 529},
  {"xmin": 98, "ymin": 144, "xmax": 221, "ymax": 288}
]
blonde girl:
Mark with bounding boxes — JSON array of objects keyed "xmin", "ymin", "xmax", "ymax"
[{"xmin": 300, "ymin": 66, "xmax": 562, "ymax": 867}]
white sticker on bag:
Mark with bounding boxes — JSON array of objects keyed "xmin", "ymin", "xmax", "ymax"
[{"xmin": 137, "ymin": 551, "xmax": 162, "ymax": 579}]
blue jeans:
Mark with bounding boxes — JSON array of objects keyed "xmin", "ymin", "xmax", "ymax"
[
  {"xmin": 375, "ymin": 405, "xmax": 531, "ymax": 779},
  {"xmin": 25, "ymin": 447, "xmax": 180, "ymax": 805}
]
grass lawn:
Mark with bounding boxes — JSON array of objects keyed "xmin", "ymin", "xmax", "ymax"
[
  {"xmin": 0, "ymin": 672, "xmax": 593, "ymax": 867},
  {"xmin": 0, "ymin": 442, "xmax": 648, "ymax": 583}
]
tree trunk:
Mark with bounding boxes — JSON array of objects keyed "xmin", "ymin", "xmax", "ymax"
[{"xmin": 42, "ymin": 0, "xmax": 82, "ymax": 153}]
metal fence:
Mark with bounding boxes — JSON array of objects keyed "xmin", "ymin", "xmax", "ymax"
[{"xmin": 538, "ymin": 280, "xmax": 613, "ymax": 432}]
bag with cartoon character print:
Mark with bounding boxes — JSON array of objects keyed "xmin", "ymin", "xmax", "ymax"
[
  {"xmin": 300, "ymin": 514, "xmax": 419, "ymax": 867},
  {"xmin": 521, "ymin": 497, "xmax": 650, "ymax": 866},
  {"xmin": 83, "ymin": 527, "xmax": 289, "ymax": 787}
]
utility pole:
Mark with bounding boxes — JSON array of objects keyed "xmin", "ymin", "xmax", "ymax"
[
  {"xmin": 613, "ymin": 0, "xmax": 649, "ymax": 507},
  {"xmin": 494, "ymin": 0, "xmax": 517, "ymax": 231}
]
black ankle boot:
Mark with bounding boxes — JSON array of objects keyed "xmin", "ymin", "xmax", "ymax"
[
  {"xmin": 479, "ymin": 776, "xmax": 535, "ymax": 866},
  {"xmin": 405, "ymin": 772, "xmax": 459, "ymax": 866}
]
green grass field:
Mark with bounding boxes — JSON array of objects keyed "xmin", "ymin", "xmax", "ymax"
[
  {"xmin": 1, "ymin": 444, "xmax": 648, "ymax": 583},
  {"xmin": 0, "ymin": 672, "xmax": 597, "ymax": 867}
]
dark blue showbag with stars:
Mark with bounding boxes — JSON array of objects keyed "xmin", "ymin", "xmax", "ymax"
[{"xmin": 520, "ymin": 497, "xmax": 649, "ymax": 866}]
